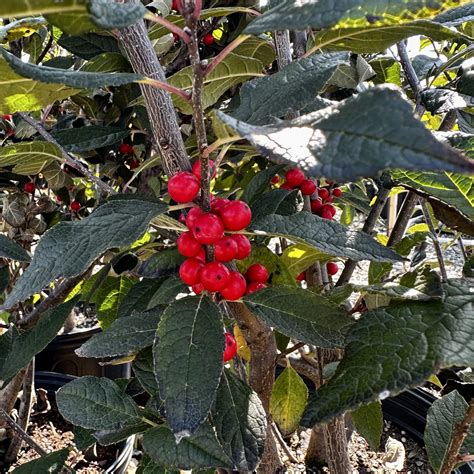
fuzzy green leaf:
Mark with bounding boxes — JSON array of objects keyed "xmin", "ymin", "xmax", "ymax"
[
  {"xmin": 0, "ymin": 235, "xmax": 30, "ymax": 262},
  {"xmin": 351, "ymin": 402, "xmax": 383, "ymax": 451},
  {"xmin": 12, "ymin": 449, "xmax": 69, "ymax": 474},
  {"xmin": 52, "ymin": 126, "xmax": 128, "ymax": 152}
]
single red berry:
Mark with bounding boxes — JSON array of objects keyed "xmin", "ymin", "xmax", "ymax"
[
  {"xmin": 326, "ymin": 262, "xmax": 339, "ymax": 276},
  {"xmin": 210, "ymin": 198, "xmax": 229, "ymax": 214},
  {"xmin": 296, "ymin": 272, "xmax": 305, "ymax": 281},
  {"xmin": 231, "ymin": 234, "xmax": 252, "ymax": 260},
  {"xmin": 220, "ymin": 271, "xmax": 247, "ymax": 301},
  {"xmin": 310, "ymin": 198, "xmax": 323, "ymax": 213},
  {"xmin": 199, "ymin": 261, "xmax": 230, "ymax": 292},
  {"xmin": 128, "ymin": 158, "xmax": 140, "ymax": 170},
  {"xmin": 326, "ymin": 180, "xmax": 334, "ymax": 186},
  {"xmin": 185, "ymin": 207, "xmax": 204, "ymax": 230},
  {"xmin": 271, "ymin": 175, "xmax": 280, "ymax": 184},
  {"xmin": 320, "ymin": 204, "xmax": 336, "ymax": 220},
  {"xmin": 70, "ymin": 200, "xmax": 81, "ymax": 212},
  {"xmin": 193, "ymin": 213, "xmax": 225, "ymax": 244},
  {"xmin": 322, "ymin": 203, "xmax": 337, "ymax": 217},
  {"xmin": 300, "ymin": 179, "xmax": 317, "ymax": 196},
  {"xmin": 325, "ymin": 195, "xmax": 333, "ymax": 203},
  {"xmin": 318, "ymin": 188, "xmax": 330, "ymax": 200},
  {"xmin": 214, "ymin": 236, "xmax": 238, "ymax": 262},
  {"xmin": 168, "ymin": 171, "xmax": 200, "ymax": 203},
  {"xmin": 119, "ymin": 143, "xmax": 134, "ymax": 155},
  {"xmin": 223, "ymin": 332, "xmax": 237, "ymax": 362},
  {"xmin": 179, "ymin": 258, "xmax": 203, "ymax": 285},
  {"xmin": 245, "ymin": 281, "xmax": 266, "ymax": 295},
  {"xmin": 332, "ymin": 188, "xmax": 342, "ymax": 197},
  {"xmin": 172, "ymin": 32, "xmax": 180, "ymax": 42},
  {"xmin": 192, "ymin": 283, "xmax": 204, "ymax": 295},
  {"xmin": 202, "ymin": 33, "xmax": 215, "ymax": 46},
  {"xmin": 219, "ymin": 200, "xmax": 252, "ymax": 231},
  {"xmin": 177, "ymin": 231, "xmax": 202, "ymax": 257},
  {"xmin": 285, "ymin": 169, "xmax": 305, "ymax": 187},
  {"xmin": 192, "ymin": 159, "xmax": 217, "ymax": 180},
  {"xmin": 179, "ymin": 213, "xmax": 186, "ymax": 224},
  {"xmin": 2, "ymin": 114, "xmax": 13, "ymax": 121},
  {"xmin": 245, "ymin": 263, "xmax": 269, "ymax": 283},
  {"xmin": 23, "ymin": 182, "xmax": 35, "ymax": 194},
  {"xmin": 195, "ymin": 247, "xmax": 206, "ymax": 263},
  {"xmin": 280, "ymin": 183, "xmax": 294, "ymax": 190}
]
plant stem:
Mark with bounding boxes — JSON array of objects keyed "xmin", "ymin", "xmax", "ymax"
[
  {"xmin": 387, "ymin": 192, "xmax": 418, "ymax": 247},
  {"xmin": 205, "ymin": 35, "xmax": 251, "ymax": 77},
  {"xmin": 397, "ymin": 41, "xmax": 424, "ymax": 117},
  {"xmin": 274, "ymin": 30, "xmax": 292, "ymax": 71},
  {"xmin": 144, "ymin": 11, "xmax": 190, "ymax": 43},
  {"xmin": 18, "ymin": 113, "xmax": 115, "ymax": 195},
  {"xmin": 140, "ymin": 78, "xmax": 191, "ymax": 102},
  {"xmin": 420, "ymin": 199, "xmax": 448, "ymax": 282}
]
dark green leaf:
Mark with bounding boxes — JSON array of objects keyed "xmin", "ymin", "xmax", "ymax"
[
  {"xmin": 137, "ymin": 455, "xmax": 179, "ymax": 474},
  {"xmin": 147, "ymin": 276, "xmax": 188, "ymax": 308},
  {"xmin": 281, "ymin": 243, "xmax": 332, "ymax": 278},
  {"xmin": 3, "ymin": 197, "xmax": 167, "ymax": 309},
  {"xmin": 87, "ymin": 0, "xmax": 146, "ymax": 29},
  {"xmin": 57, "ymin": 32, "xmax": 120, "ymax": 59},
  {"xmin": 133, "ymin": 347, "xmax": 159, "ymax": 395},
  {"xmin": 0, "ymin": 0, "xmax": 86, "ymax": 17},
  {"xmin": 138, "ymin": 248, "xmax": 184, "ymax": 278},
  {"xmin": 241, "ymin": 164, "xmax": 286, "ymax": 204},
  {"xmin": 301, "ymin": 279, "xmax": 474, "ymax": 425},
  {"xmin": 351, "ymin": 402, "xmax": 383, "ymax": 451},
  {"xmin": 118, "ymin": 278, "xmax": 164, "ymax": 318},
  {"xmin": 52, "ymin": 126, "xmax": 128, "ymax": 152},
  {"xmin": 244, "ymin": 285, "xmax": 352, "ymax": 347},
  {"xmin": 0, "ymin": 235, "xmax": 30, "ymax": 261},
  {"xmin": 154, "ymin": 296, "xmax": 224, "ymax": 438},
  {"xmin": 250, "ymin": 189, "xmax": 298, "ymax": 221},
  {"xmin": 93, "ymin": 422, "xmax": 149, "ymax": 445},
  {"xmin": 219, "ymin": 86, "xmax": 474, "ymax": 182},
  {"xmin": 434, "ymin": 3, "xmax": 474, "ymax": 25},
  {"xmin": 74, "ymin": 426, "xmax": 96, "ymax": 451},
  {"xmin": 12, "ymin": 449, "xmax": 69, "ymax": 474},
  {"xmin": 212, "ymin": 370, "xmax": 267, "ymax": 471}
]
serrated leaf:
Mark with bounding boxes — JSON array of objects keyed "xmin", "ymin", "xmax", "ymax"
[
  {"xmin": 12, "ymin": 448, "xmax": 69, "ymax": 474},
  {"xmin": 154, "ymin": 296, "xmax": 224, "ymax": 438},
  {"xmin": 241, "ymin": 164, "xmax": 286, "ymax": 204},
  {"xmin": 281, "ymin": 243, "xmax": 332, "ymax": 278},
  {"xmin": 56, "ymin": 376, "xmax": 143, "ymax": 431},
  {"xmin": 143, "ymin": 423, "xmax": 232, "ymax": 470},
  {"xmin": 218, "ymin": 86, "xmax": 474, "ymax": 183},
  {"xmin": 270, "ymin": 365, "xmax": 308, "ymax": 435},
  {"xmin": 0, "ymin": 298, "xmax": 76, "ymax": 385},
  {"xmin": 52, "ymin": 126, "xmax": 128, "ymax": 152},
  {"xmin": 118, "ymin": 278, "xmax": 164, "ymax": 318},
  {"xmin": 212, "ymin": 370, "xmax": 267, "ymax": 471},
  {"xmin": 231, "ymin": 52, "xmax": 352, "ymax": 125},
  {"xmin": 77, "ymin": 308, "xmax": 162, "ymax": 358},
  {"xmin": 302, "ymin": 279, "xmax": 474, "ymax": 425},
  {"xmin": 0, "ymin": 235, "xmax": 30, "ymax": 261},
  {"xmin": 425, "ymin": 390, "xmax": 474, "ymax": 473},
  {"xmin": 2, "ymin": 197, "xmax": 167, "ymax": 309},
  {"xmin": 0, "ymin": 48, "xmax": 143, "ymax": 89},
  {"xmin": 133, "ymin": 347, "xmax": 159, "ymax": 395},
  {"xmin": 251, "ymin": 212, "xmax": 403, "ymax": 262},
  {"xmin": 244, "ymin": 285, "xmax": 352, "ymax": 348},
  {"xmin": 351, "ymin": 402, "xmax": 383, "ymax": 451}
]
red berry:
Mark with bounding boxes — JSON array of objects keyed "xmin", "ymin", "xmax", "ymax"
[
  {"xmin": 310, "ymin": 198, "xmax": 323, "ymax": 213},
  {"xmin": 220, "ymin": 271, "xmax": 247, "ymax": 301},
  {"xmin": 285, "ymin": 169, "xmax": 305, "ymax": 187},
  {"xmin": 326, "ymin": 262, "xmax": 339, "ymax": 276},
  {"xmin": 323, "ymin": 203, "xmax": 336, "ymax": 217},
  {"xmin": 192, "ymin": 283, "xmax": 204, "ymax": 295},
  {"xmin": 195, "ymin": 247, "xmax": 206, "ymax": 263},
  {"xmin": 324, "ymin": 195, "xmax": 333, "ymax": 203},
  {"xmin": 223, "ymin": 332, "xmax": 237, "ymax": 362},
  {"xmin": 210, "ymin": 198, "xmax": 229, "ymax": 214},
  {"xmin": 177, "ymin": 231, "xmax": 202, "ymax": 257},
  {"xmin": 179, "ymin": 258, "xmax": 203, "ymax": 285},
  {"xmin": 192, "ymin": 159, "xmax": 217, "ymax": 180},
  {"xmin": 214, "ymin": 236, "xmax": 238, "ymax": 262},
  {"xmin": 231, "ymin": 234, "xmax": 252, "ymax": 260},
  {"xmin": 245, "ymin": 282, "xmax": 266, "ymax": 295},
  {"xmin": 23, "ymin": 182, "xmax": 35, "ymax": 194},
  {"xmin": 185, "ymin": 207, "xmax": 204, "ymax": 230},
  {"xmin": 128, "ymin": 158, "xmax": 140, "ymax": 170},
  {"xmin": 172, "ymin": 32, "xmax": 180, "ymax": 42},
  {"xmin": 296, "ymin": 272, "xmax": 305, "ymax": 281},
  {"xmin": 300, "ymin": 179, "xmax": 316, "ymax": 196},
  {"xmin": 168, "ymin": 171, "xmax": 200, "ymax": 203},
  {"xmin": 202, "ymin": 33, "xmax": 215, "ymax": 46},
  {"xmin": 2, "ymin": 114, "xmax": 12, "ymax": 121},
  {"xmin": 271, "ymin": 175, "xmax": 280, "ymax": 184},
  {"xmin": 318, "ymin": 188, "xmax": 330, "ymax": 200},
  {"xmin": 219, "ymin": 201, "xmax": 252, "ymax": 231},
  {"xmin": 70, "ymin": 200, "xmax": 81, "ymax": 212},
  {"xmin": 179, "ymin": 213, "xmax": 186, "ymax": 223},
  {"xmin": 245, "ymin": 263, "xmax": 269, "ymax": 283},
  {"xmin": 171, "ymin": 0, "xmax": 180, "ymax": 11},
  {"xmin": 193, "ymin": 213, "xmax": 225, "ymax": 244},
  {"xmin": 280, "ymin": 183, "xmax": 294, "ymax": 190},
  {"xmin": 199, "ymin": 261, "xmax": 230, "ymax": 292},
  {"xmin": 119, "ymin": 143, "xmax": 134, "ymax": 155},
  {"xmin": 332, "ymin": 188, "xmax": 342, "ymax": 197}
]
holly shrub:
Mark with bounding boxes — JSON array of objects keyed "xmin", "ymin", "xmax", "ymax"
[{"xmin": 0, "ymin": 0, "xmax": 473, "ymax": 473}]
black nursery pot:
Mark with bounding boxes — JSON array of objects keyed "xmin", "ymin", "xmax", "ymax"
[
  {"xmin": 35, "ymin": 371, "xmax": 134, "ymax": 474},
  {"xmin": 36, "ymin": 327, "xmax": 130, "ymax": 380}
]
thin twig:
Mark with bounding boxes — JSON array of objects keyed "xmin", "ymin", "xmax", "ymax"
[
  {"xmin": 144, "ymin": 11, "xmax": 190, "ymax": 43},
  {"xmin": 272, "ymin": 423, "xmax": 300, "ymax": 464},
  {"xmin": 277, "ymin": 342, "xmax": 305, "ymax": 359},
  {"xmin": 18, "ymin": 113, "xmax": 115, "ymax": 195},
  {"xmin": 205, "ymin": 35, "xmax": 251, "ymax": 77},
  {"xmin": 397, "ymin": 41, "xmax": 424, "ymax": 117},
  {"xmin": 139, "ymin": 78, "xmax": 191, "ymax": 102},
  {"xmin": 35, "ymin": 25, "xmax": 54, "ymax": 64}
]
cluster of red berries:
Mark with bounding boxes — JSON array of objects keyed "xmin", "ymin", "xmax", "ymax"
[{"xmin": 118, "ymin": 143, "xmax": 140, "ymax": 170}]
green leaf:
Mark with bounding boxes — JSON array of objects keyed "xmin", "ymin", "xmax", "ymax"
[
  {"xmin": 244, "ymin": 285, "xmax": 352, "ymax": 348},
  {"xmin": 57, "ymin": 32, "xmax": 120, "ymax": 60},
  {"xmin": 371, "ymin": 58, "xmax": 402, "ymax": 86},
  {"xmin": 281, "ymin": 243, "xmax": 332, "ymax": 278},
  {"xmin": 74, "ymin": 426, "xmax": 96, "ymax": 451},
  {"xmin": 81, "ymin": 52, "xmax": 132, "ymax": 73},
  {"xmin": 137, "ymin": 455, "xmax": 179, "ymax": 474},
  {"xmin": 142, "ymin": 423, "xmax": 232, "ymax": 470},
  {"xmin": 0, "ymin": 235, "xmax": 30, "ymax": 261},
  {"xmin": 250, "ymin": 212, "xmax": 403, "ymax": 262},
  {"xmin": 93, "ymin": 421, "xmax": 149, "ymax": 445},
  {"xmin": 270, "ymin": 365, "xmax": 308, "ymax": 435},
  {"xmin": 138, "ymin": 248, "xmax": 184, "ymax": 279},
  {"xmin": 45, "ymin": 12, "xmax": 97, "ymax": 35},
  {"xmin": 56, "ymin": 376, "xmax": 143, "ymax": 431},
  {"xmin": 245, "ymin": 0, "xmax": 472, "ymax": 34},
  {"xmin": 250, "ymin": 188, "xmax": 298, "ymax": 221},
  {"xmin": 12, "ymin": 449, "xmax": 69, "ymax": 474},
  {"xmin": 87, "ymin": 0, "xmax": 147, "ymax": 29},
  {"xmin": 351, "ymin": 402, "xmax": 383, "ymax": 451},
  {"xmin": 218, "ymin": 86, "xmax": 474, "ymax": 183},
  {"xmin": 425, "ymin": 390, "xmax": 474, "ymax": 473},
  {"xmin": 0, "ymin": 0, "xmax": 86, "ymax": 17},
  {"xmin": 231, "ymin": 52, "xmax": 352, "ymax": 125},
  {"xmin": 118, "ymin": 278, "xmax": 165, "ymax": 318},
  {"xmin": 2, "ymin": 196, "xmax": 167, "ymax": 309},
  {"xmin": 212, "ymin": 370, "xmax": 267, "ymax": 471},
  {"xmin": 241, "ymin": 164, "xmax": 286, "ymax": 204},
  {"xmin": 133, "ymin": 347, "xmax": 159, "ymax": 395},
  {"xmin": 154, "ymin": 296, "xmax": 224, "ymax": 438},
  {"xmin": 147, "ymin": 276, "xmax": 188, "ymax": 308},
  {"xmin": 52, "ymin": 126, "xmax": 128, "ymax": 152},
  {"xmin": 434, "ymin": 3, "xmax": 474, "ymax": 25},
  {"xmin": 0, "ymin": 298, "xmax": 76, "ymax": 385},
  {"xmin": 0, "ymin": 48, "xmax": 143, "ymax": 89},
  {"xmin": 77, "ymin": 308, "xmax": 163, "ymax": 358},
  {"xmin": 301, "ymin": 279, "xmax": 474, "ymax": 425}
]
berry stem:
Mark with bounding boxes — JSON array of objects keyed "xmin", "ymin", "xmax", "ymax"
[
  {"xmin": 205, "ymin": 34, "xmax": 251, "ymax": 77},
  {"xmin": 143, "ymin": 11, "xmax": 190, "ymax": 43}
]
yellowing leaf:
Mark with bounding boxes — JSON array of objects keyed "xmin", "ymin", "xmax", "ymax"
[{"xmin": 234, "ymin": 325, "xmax": 251, "ymax": 361}]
